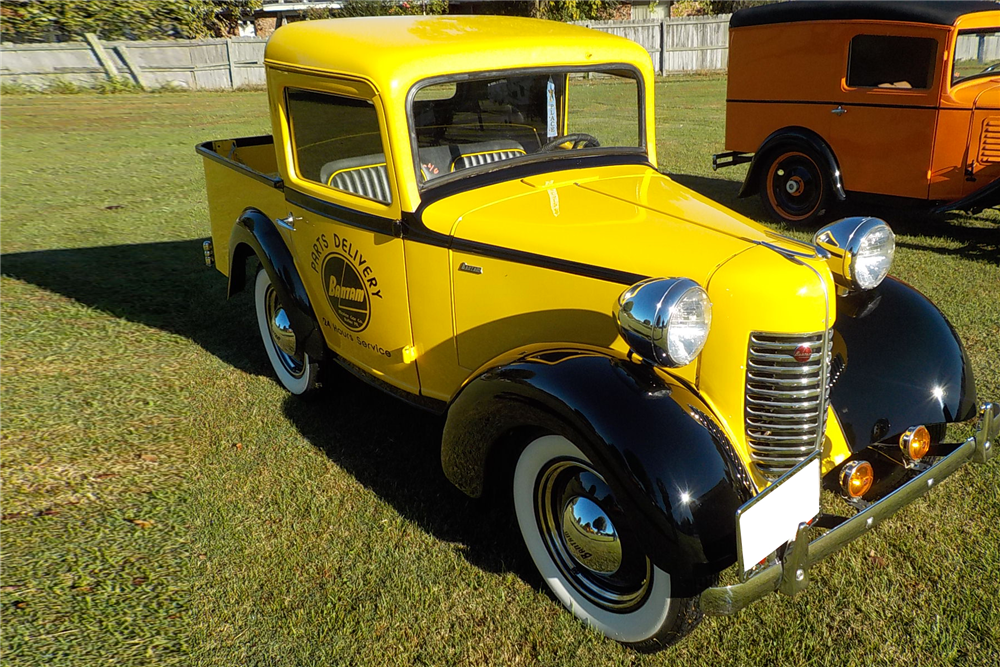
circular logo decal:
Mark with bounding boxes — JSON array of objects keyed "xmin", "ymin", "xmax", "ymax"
[
  {"xmin": 793, "ymin": 344, "xmax": 813, "ymax": 363},
  {"xmin": 322, "ymin": 253, "xmax": 370, "ymax": 332}
]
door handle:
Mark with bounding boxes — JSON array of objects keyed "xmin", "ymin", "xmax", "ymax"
[
  {"xmin": 275, "ymin": 213, "xmax": 300, "ymax": 231},
  {"xmin": 831, "ymin": 106, "xmax": 847, "ymax": 116}
]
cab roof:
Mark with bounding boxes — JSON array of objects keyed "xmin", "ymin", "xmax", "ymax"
[
  {"xmin": 731, "ymin": 1, "xmax": 999, "ymax": 29},
  {"xmin": 264, "ymin": 15, "xmax": 653, "ymax": 94}
]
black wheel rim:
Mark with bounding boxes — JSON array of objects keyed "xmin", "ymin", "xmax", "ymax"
[
  {"xmin": 534, "ymin": 458, "xmax": 652, "ymax": 612},
  {"xmin": 767, "ymin": 151, "xmax": 824, "ymax": 221}
]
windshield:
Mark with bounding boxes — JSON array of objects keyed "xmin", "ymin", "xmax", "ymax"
[
  {"xmin": 409, "ymin": 68, "xmax": 643, "ymax": 187},
  {"xmin": 953, "ymin": 29, "xmax": 1000, "ymax": 86}
]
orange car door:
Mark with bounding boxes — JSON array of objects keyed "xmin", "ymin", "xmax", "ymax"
[{"xmin": 826, "ymin": 32, "xmax": 944, "ymax": 199}]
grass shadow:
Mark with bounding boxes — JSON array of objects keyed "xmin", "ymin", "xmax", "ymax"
[
  {"xmin": 2, "ymin": 239, "xmax": 531, "ymax": 579},
  {"xmin": 282, "ymin": 376, "xmax": 532, "ymax": 579},
  {"xmin": 1, "ymin": 240, "xmax": 269, "ymax": 376}
]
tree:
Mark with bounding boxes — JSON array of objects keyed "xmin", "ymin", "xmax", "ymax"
[{"xmin": 0, "ymin": 0, "xmax": 262, "ymax": 43}]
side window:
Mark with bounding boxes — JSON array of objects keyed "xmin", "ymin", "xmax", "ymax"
[
  {"xmin": 286, "ymin": 88, "xmax": 391, "ymax": 204},
  {"xmin": 846, "ymin": 35, "xmax": 938, "ymax": 90}
]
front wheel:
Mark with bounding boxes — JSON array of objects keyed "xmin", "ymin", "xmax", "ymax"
[
  {"xmin": 758, "ymin": 148, "xmax": 831, "ymax": 225},
  {"xmin": 254, "ymin": 268, "xmax": 320, "ymax": 395},
  {"xmin": 512, "ymin": 434, "xmax": 702, "ymax": 650}
]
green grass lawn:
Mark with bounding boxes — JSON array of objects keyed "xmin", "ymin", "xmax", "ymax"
[{"xmin": 2, "ymin": 79, "xmax": 999, "ymax": 666}]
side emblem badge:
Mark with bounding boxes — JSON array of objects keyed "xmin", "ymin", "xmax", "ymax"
[{"xmin": 323, "ymin": 254, "xmax": 370, "ymax": 332}]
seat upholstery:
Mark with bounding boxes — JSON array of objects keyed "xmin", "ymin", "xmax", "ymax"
[
  {"xmin": 418, "ymin": 140, "xmax": 526, "ymax": 182},
  {"xmin": 451, "ymin": 148, "xmax": 525, "ymax": 171},
  {"xmin": 319, "ymin": 154, "xmax": 391, "ymax": 203}
]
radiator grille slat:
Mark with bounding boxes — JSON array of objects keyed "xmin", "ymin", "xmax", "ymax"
[
  {"xmin": 745, "ymin": 330, "xmax": 832, "ymax": 481},
  {"xmin": 979, "ymin": 117, "xmax": 1000, "ymax": 164}
]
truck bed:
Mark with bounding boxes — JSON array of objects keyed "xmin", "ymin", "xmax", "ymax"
[{"xmin": 197, "ymin": 135, "xmax": 286, "ymax": 277}]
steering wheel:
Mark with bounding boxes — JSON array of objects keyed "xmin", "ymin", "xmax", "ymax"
[
  {"xmin": 539, "ymin": 133, "xmax": 601, "ymax": 151},
  {"xmin": 983, "ymin": 63, "xmax": 1000, "ymax": 73}
]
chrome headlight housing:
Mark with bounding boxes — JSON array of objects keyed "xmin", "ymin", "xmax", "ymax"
[
  {"xmin": 614, "ymin": 278, "xmax": 712, "ymax": 368},
  {"xmin": 813, "ymin": 217, "xmax": 895, "ymax": 291}
]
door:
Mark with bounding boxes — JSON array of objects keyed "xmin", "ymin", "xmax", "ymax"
[
  {"xmin": 279, "ymin": 83, "xmax": 419, "ymax": 393},
  {"xmin": 827, "ymin": 32, "xmax": 943, "ymax": 199}
]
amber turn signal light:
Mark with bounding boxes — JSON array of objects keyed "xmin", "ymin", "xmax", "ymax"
[
  {"xmin": 840, "ymin": 460, "xmax": 874, "ymax": 499},
  {"xmin": 900, "ymin": 425, "xmax": 931, "ymax": 461}
]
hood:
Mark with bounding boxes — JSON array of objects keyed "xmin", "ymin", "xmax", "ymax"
[
  {"xmin": 420, "ymin": 164, "xmax": 814, "ymax": 286},
  {"xmin": 948, "ymin": 76, "xmax": 1000, "ymax": 107}
]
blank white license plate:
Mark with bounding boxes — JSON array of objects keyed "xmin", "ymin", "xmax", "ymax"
[{"xmin": 737, "ymin": 455, "xmax": 820, "ymax": 572}]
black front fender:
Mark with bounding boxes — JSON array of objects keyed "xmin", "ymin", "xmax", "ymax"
[
  {"xmin": 442, "ymin": 345, "xmax": 755, "ymax": 591},
  {"xmin": 831, "ymin": 277, "xmax": 978, "ymax": 451},
  {"xmin": 228, "ymin": 208, "xmax": 325, "ymax": 359}
]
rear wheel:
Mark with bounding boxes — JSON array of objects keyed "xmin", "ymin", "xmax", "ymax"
[
  {"xmin": 759, "ymin": 148, "xmax": 830, "ymax": 225},
  {"xmin": 512, "ymin": 434, "xmax": 702, "ymax": 650},
  {"xmin": 254, "ymin": 268, "xmax": 320, "ymax": 395}
]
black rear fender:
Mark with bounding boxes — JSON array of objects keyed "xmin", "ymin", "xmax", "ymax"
[{"xmin": 227, "ymin": 208, "xmax": 325, "ymax": 359}]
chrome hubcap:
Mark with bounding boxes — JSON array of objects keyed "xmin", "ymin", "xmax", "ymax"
[
  {"xmin": 270, "ymin": 307, "xmax": 297, "ymax": 357},
  {"xmin": 536, "ymin": 459, "xmax": 651, "ymax": 611},
  {"xmin": 561, "ymin": 496, "xmax": 622, "ymax": 575},
  {"xmin": 264, "ymin": 285, "xmax": 305, "ymax": 377}
]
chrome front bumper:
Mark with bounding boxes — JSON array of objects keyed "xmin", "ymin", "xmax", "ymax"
[{"xmin": 700, "ymin": 402, "xmax": 999, "ymax": 616}]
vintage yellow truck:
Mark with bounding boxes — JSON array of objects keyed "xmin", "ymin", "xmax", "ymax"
[{"xmin": 198, "ymin": 15, "xmax": 998, "ymax": 650}]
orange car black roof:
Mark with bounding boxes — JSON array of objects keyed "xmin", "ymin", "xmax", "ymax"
[{"xmin": 730, "ymin": 1, "xmax": 998, "ymax": 29}]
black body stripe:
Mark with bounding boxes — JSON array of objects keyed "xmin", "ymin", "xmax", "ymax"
[
  {"xmin": 400, "ymin": 215, "xmax": 646, "ymax": 286},
  {"xmin": 452, "ymin": 238, "xmax": 647, "ymax": 285},
  {"xmin": 727, "ymin": 98, "xmax": 942, "ymax": 111},
  {"xmin": 284, "ymin": 187, "xmax": 399, "ymax": 237},
  {"xmin": 209, "ymin": 145, "xmax": 652, "ymax": 287},
  {"xmin": 728, "ymin": 99, "xmax": 1000, "ymax": 112}
]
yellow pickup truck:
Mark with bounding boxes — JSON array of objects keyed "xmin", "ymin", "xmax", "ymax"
[{"xmin": 198, "ymin": 15, "xmax": 998, "ymax": 651}]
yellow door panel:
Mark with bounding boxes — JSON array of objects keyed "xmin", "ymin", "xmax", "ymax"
[{"xmin": 290, "ymin": 212, "xmax": 419, "ymax": 393}]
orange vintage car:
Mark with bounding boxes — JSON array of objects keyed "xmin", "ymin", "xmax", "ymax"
[{"xmin": 713, "ymin": 1, "xmax": 1000, "ymax": 224}]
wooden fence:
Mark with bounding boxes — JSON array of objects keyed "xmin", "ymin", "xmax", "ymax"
[
  {"xmin": 0, "ymin": 35, "xmax": 267, "ymax": 90},
  {"xmin": 576, "ymin": 15, "xmax": 731, "ymax": 75},
  {"xmin": 0, "ymin": 15, "xmax": 732, "ymax": 90}
]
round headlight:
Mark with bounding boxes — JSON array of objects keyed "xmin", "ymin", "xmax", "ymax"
[
  {"xmin": 614, "ymin": 278, "xmax": 712, "ymax": 368},
  {"xmin": 847, "ymin": 221, "xmax": 895, "ymax": 290},
  {"xmin": 813, "ymin": 217, "xmax": 895, "ymax": 291}
]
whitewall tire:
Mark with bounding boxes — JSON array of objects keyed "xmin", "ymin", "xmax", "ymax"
[
  {"xmin": 512, "ymin": 434, "xmax": 700, "ymax": 649},
  {"xmin": 254, "ymin": 268, "xmax": 319, "ymax": 395}
]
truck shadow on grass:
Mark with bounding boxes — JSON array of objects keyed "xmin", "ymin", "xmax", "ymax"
[
  {"xmin": 1, "ymin": 239, "xmax": 269, "ymax": 376},
  {"xmin": 1, "ymin": 239, "xmax": 533, "ymax": 579},
  {"xmin": 672, "ymin": 172, "xmax": 1000, "ymax": 266},
  {"xmin": 282, "ymin": 378, "xmax": 531, "ymax": 578}
]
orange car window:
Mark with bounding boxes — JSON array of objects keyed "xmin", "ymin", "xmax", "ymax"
[
  {"xmin": 953, "ymin": 30, "xmax": 1000, "ymax": 86},
  {"xmin": 846, "ymin": 35, "xmax": 938, "ymax": 89}
]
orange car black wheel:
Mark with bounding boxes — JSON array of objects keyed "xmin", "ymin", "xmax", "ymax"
[{"xmin": 759, "ymin": 149, "xmax": 830, "ymax": 225}]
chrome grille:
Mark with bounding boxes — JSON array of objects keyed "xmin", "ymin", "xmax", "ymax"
[{"xmin": 745, "ymin": 330, "xmax": 831, "ymax": 481}]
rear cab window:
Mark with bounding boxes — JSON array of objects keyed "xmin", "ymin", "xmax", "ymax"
[{"xmin": 285, "ymin": 88, "xmax": 393, "ymax": 204}]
